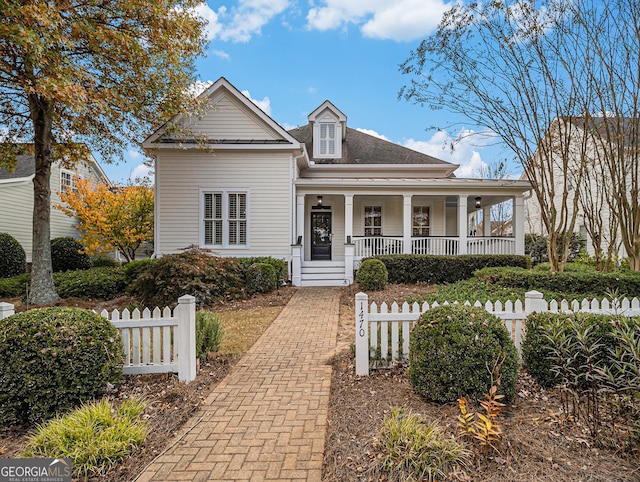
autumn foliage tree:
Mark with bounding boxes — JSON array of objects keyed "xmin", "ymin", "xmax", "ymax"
[
  {"xmin": 58, "ymin": 178, "xmax": 154, "ymax": 262},
  {"xmin": 0, "ymin": 1, "xmax": 207, "ymax": 304}
]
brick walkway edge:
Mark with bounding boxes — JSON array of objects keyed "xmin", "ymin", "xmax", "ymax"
[{"xmin": 137, "ymin": 287, "xmax": 340, "ymax": 482}]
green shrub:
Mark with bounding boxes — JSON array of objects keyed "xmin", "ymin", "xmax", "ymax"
[
  {"xmin": 356, "ymin": 258, "xmax": 389, "ymax": 290},
  {"xmin": 0, "ymin": 232, "xmax": 26, "ymax": 278},
  {"xmin": 409, "ymin": 304, "xmax": 519, "ymax": 404},
  {"xmin": 0, "ymin": 273, "xmax": 30, "ymax": 298},
  {"xmin": 245, "ymin": 262, "xmax": 277, "ymax": 295},
  {"xmin": 0, "ymin": 307, "xmax": 124, "ymax": 426},
  {"xmin": 376, "ymin": 407, "xmax": 469, "ymax": 481},
  {"xmin": 123, "ymin": 258, "xmax": 157, "ymax": 284},
  {"xmin": 54, "ymin": 267, "xmax": 127, "ymax": 299},
  {"xmin": 128, "ymin": 248, "xmax": 245, "ymax": 308},
  {"xmin": 51, "ymin": 236, "xmax": 92, "ymax": 272},
  {"xmin": 22, "ymin": 398, "xmax": 146, "ymax": 478},
  {"xmin": 91, "ymin": 254, "xmax": 120, "ymax": 268},
  {"xmin": 196, "ymin": 311, "xmax": 224, "ymax": 359},
  {"xmin": 522, "ymin": 312, "xmax": 638, "ymax": 389},
  {"xmin": 239, "ymin": 257, "xmax": 287, "ymax": 285},
  {"xmin": 377, "ymin": 254, "xmax": 531, "ymax": 284},
  {"xmin": 474, "ymin": 266, "xmax": 640, "ymax": 298}
]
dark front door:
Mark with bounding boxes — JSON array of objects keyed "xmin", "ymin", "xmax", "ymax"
[{"xmin": 311, "ymin": 211, "xmax": 332, "ymax": 260}]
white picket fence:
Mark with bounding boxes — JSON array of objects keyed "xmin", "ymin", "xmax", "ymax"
[
  {"xmin": 0, "ymin": 295, "xmax": 197, "ymax": 382},
  {"xmin": 354, "ymin": 290, "xmax": 640, "ymax": 376}
]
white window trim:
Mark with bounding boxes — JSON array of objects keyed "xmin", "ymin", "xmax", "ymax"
[
  {"xmin": 313, "ymin": 121, "xmax": 342, "ymax": 159},
  {"xmin": 363, "ymin": 205, "xmax": 383, "ymax": 237},
  {"xmin": 200, "ymin": 188, "xmax": 250, "ymax": 249},
  {"xmin": 60, "ymin": 168, "xmax": 77, "ymax": 193}
]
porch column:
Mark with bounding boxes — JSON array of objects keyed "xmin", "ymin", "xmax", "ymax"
[
  {"xmin": 514, "ymin": 195, "xmax": 525, "ymax": 255},
  {"xmin": 483, "ymin": 205, "xmax": 492, "ymax": 237},
  {"xmin": 345, "ymin": 194, "xmax": 354, "ymax": 284},
  {"xmin": 403, "ymin": 195, "xmax": 412, "ymax": 254},
  {"xmin": 296, "ymin": 194, "xmax": 305, "ymax": 244},
  {"xmin": 458, "ymin": 195, "xmax": 468, "ymax": 254}
]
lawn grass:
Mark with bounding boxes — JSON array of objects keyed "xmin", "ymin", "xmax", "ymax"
[{"xmin": 217, "ymin": 306, "xmax": 283, "ymax": 356}]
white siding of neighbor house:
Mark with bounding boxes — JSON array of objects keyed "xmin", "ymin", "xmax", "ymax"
[
  {"xmin": 0, "ymin": 160, "xmax": 102, "ymax": 261},
  {"xmin": 155, "ymin": 150, "xmax": 292, "ymax": 258},
  {"xmin": 185, "ymin": 89, "xmax": 281, "ymax": 141}
]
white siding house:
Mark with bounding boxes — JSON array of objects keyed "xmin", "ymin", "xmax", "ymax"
[
  {"xmin": 143, "ymin": 77, "xmax": 532, "ymax": 286},
  {"xmin": 0, "ymin": 154, "xmax": 108, "ymax": 261}
]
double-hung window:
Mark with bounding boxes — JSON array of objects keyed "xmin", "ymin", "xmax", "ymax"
[
  {"xmin": 412, "ymin": 206, "xmax": 430, "ymax": 236},
  {"xmin": 319, "ymin": 123, "xmax": 336, "ymax": 156},
  {"xmin": 60, "ymin": 169, "xmax": 76, "ymax": 193},
  {"xmin": 202, "ymin": 190, "xmax": 248, "ymax": 247},
  {"xmin": 364, "ymin": 206, "xmax": 382, "ymax": 236}
]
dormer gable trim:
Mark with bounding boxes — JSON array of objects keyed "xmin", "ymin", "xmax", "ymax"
[{"xmin": 307, "ymin": 101, "xmax": 347, "ymax": 159}]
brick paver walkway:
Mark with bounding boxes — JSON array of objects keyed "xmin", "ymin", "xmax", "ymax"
[{"xmin": 137, "ymin": 287, "xmax": 340, "ymax": 482}]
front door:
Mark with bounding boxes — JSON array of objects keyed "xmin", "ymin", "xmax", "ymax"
[{"xmin": 311, "ymin": 211, "xmax": 332, "ymax": 260}]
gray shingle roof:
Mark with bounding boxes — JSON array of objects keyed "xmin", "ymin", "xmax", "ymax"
[
  {"xmin": 0, "ymin": 155, "xmax": 35, "ymax": 180},
  {"xmin": 288, "ymin": 124, "xmax": 453, "ymax": 166}
]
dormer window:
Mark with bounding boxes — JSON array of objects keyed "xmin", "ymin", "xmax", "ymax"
[
  {"xmin": 308, "ymin": 101, "xmax": 346, "ymax": 160},
  {"xmin": 320, "ymin": 123, "xmax": 336, "ymax": 156}
]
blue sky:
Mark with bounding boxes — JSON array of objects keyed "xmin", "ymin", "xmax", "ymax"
[{"xmin": 109, "ymin": 0, "xmax": 511, "ymax": 183}]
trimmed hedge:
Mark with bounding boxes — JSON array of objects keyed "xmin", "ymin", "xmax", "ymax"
[
  {"xmin": 54, "ymin": 267, "xmax": 127, "ymax": 300},
  {"xmin": 376, "ymin": 254, "xmax": 532, "ymax": 284},
  {"xmin": 0, "ymin": 307, "xmax": 124, "ymax": 426},
  {"xmin": 239, "ymin": 257, "xmax": 287, "ymax": 285},
  {"xmin": 0, "ymin": 232, "xmax": 26, "ymax": 278},
  {"xmin": 51, "ymin": 237, "xmax": 91, "ymax": 272},
  {"xmin": 356, "ymin": 258, "xmax": 388, "ymax": 290},
  {"xmin": 245, "ymin": 262, "xmax": 278, "ymax": 295},
  {"xmin": 475, "ymin": 266, "xmax": 640, "ymax": 298},
  {"xmin": 409, "ymin": 304, "xmax": 519, "ymax": 403}
]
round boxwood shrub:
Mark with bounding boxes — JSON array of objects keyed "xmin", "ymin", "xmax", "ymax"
[
  {"xmin": 51, "ymin": 236, "xmax": 91, "ymax": 272},
  {"xmin": 90, "ymin": 254, "xmax": 120, "ymax": 268},
  {"xmin": 246, "ymin": 262, "xmax": 277, "ymax": 295},
  {"xmin": 123, "ymin": 258, "xmax": 157, "ymax": 284},
  {"xmin": 409, "ymin": 304, "xmax": 519, "ymax": 404},
  {"xmin": 0, "ymin": 307, "xmax": 124, "ymax": 426},
  {"xmin": 0, "ymin": 232, "xmax": 26, "ymax": 278},
  {"xmin": 356, "ymin": 258, "xmax": 388, "ymax": 290}
]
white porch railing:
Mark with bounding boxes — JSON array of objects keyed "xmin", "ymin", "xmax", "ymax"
[
  {"xmin": 0, "ymin": 296, "xmax": 197, "ymax": 382},
  {"xmin": 467, "ymin": 236, "xmax": 516, "ymax": 255},
  {"xmin": 353, "ymin": 236, "xmax": 404, "ymax": 257},
  {"xmin": 354, "ymin": 290, "xmax": 640, "ymax": 376},
  {"xmin": 353, "ymin": 236, "xmax": 516, "ymax": 258}
]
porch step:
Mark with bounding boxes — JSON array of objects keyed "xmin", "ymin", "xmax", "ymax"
[{"xmin": 300, "ymin": 262, "xmax": 350, "ymax": 287}]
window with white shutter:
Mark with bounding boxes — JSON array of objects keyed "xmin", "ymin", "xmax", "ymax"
[{"xmin": 202, "ymin": 190, "xmax": 248, "ymax": 247}]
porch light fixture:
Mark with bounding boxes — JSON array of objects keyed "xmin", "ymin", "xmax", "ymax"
[
  {"xmin": 475, "ymin": 197, "xmax": 482, "ymax": 209},
  {"xmin": 317, "ymin": 195, "xmax": 323, "ymax": 207}
]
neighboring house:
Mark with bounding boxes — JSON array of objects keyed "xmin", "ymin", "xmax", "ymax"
[
  {"xmin": 0, "ymin": 152, "xmax": 108, "ymax": 261},
  {"xmin": 143, "ymin": 77, "xmax": 532, "ymax": 286},
  {"xmin": 524, "ymin": 117, "xmax": 625, "ymax": 260}
]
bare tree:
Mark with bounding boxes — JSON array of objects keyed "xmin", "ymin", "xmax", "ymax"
[{"xmin": 400, "ymin": 0, "xmax": 596, "ymax": 271}]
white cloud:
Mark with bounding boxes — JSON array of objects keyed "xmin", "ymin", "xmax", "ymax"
[
  {"xmin": 241, "ymin": 90, "xmax": 272, "ymax": 115},
  {"xmin": 202, "ymin": 0, "xmax": 291, "ymax": 43},
  {"xmin": 130, "ymin": 163, "xmax": 153, "ymax": 182},
  {"xmin": 213, "ymin": 49, "xmax": 231, "ymax": 60},
  {"xmin": 403, "ymin": 128, "xmax": 498, "ymax": 178},
  {"xmin": 356, "ymin": 128, "xmax": 389, "ymax": 141},
  {"xmin": 306, "ymin": 0, "xmax": 451, "ymax": 41},
  {"xmin": 188, "ymin": 80, "xmax": 214, "ymax": 98},
  {"xmin": 307, "ymin": 86, "xmax": 317, "ymax": 94}
]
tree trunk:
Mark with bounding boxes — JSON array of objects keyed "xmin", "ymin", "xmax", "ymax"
[{"xmin": 28, "ymin": 94, "xmax": 59, "ymax": 305}]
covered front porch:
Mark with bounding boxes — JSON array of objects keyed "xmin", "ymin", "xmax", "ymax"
[{"xmin": 290, "ymin": 184, "xmax": 529, "ymax": 286}]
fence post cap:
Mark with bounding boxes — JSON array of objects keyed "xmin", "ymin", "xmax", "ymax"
[
  {"xmin": 0, "ymin": 302, "xmax": 15, "ymax": 308},
  {"xmin": 355, "ymin": 292, "xmax": 368, "ymax": 299},
  {"xmin": 525, "ymin": 290, "xmax": 544, "ymax": 299},
  {"xmin": 177, "ymin": 294, "xmax": 196, "ymax": 304}
]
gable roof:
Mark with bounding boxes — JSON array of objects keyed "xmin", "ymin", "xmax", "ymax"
[
  {"xmin": 288, "ymin": 124, "xmax": 455, "ymax": 167},
  {"xmin": 0, "ymin": 152, "xmax": 108, "ymax": 184},
  {"xmin": 143, "ymin": 77, "xmax": 302, "ymax": 149}
]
